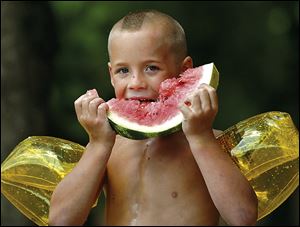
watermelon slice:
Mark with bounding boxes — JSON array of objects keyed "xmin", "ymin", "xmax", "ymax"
[{"xmin": 107, "ymin": 62, "xmax": 219, "ymax": 139}]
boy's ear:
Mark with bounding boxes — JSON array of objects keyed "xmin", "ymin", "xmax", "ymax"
[
  {"xmin": 108, "ymin": 62, "xmax": 114, "ymax": 87},
  {"xmin": 181, "ymin": 56, "xmax": 193, "ymax": 73}
]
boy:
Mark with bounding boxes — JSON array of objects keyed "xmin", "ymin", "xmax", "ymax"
[{"xmin": 49, "ymin": 10, "xmax": 258, "ymax": 226}]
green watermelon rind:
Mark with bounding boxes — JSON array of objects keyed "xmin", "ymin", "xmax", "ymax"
[
  {"xmin": 107, "ymin": 63, "xmax": 219, "ymax": 140},
  {"xmin": 107, "ymin": 108, "xmax": 184, "ymax": 139},
  {"xmin": 108, "ymin": 119, "xmax": 182, "ymax": 140}
]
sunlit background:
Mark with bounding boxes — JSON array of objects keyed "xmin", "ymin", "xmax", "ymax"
[{"xmin": 1, "ymin": 1, "xmax": 299, "ymax": 226}]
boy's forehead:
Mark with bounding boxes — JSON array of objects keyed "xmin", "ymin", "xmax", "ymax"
[
  {"xmin": 108, "ymin": 27, "xmax": 176, "ymax": 63},
  {"xmin": 110, "ymin": 29, "xmax": 169, "ymax": 52}
]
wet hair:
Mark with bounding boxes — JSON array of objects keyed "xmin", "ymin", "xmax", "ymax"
[{"xmin": 108, "ymin": 9, "xmax": 188, "ymax": 61}]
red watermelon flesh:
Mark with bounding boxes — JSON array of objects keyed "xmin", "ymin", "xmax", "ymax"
[{"xmin": 107, "ymin": 65, "xmax": 210, "ymax": 126}]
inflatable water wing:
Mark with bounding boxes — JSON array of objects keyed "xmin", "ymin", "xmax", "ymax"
[
  {"xmin": 1, "ymin": 136, "xmax": 86, "ymax": 226},
  {"xmin": 1, "ymin": 111, "xmax": 299, "ymax": 225},
  {"xmin": 217, "ymin": 111, "xmax": 299, "ymax": 220}
]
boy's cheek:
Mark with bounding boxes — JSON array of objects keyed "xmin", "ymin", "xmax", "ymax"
[{"xmin": 114, "ymin": 88, "xmax": 126, "ymax": 99}]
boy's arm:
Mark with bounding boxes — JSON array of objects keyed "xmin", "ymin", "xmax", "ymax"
[
  {"xmin": 187, "ymin": 130, "xmax": 257, "ymax": 226},
  {"xmin": 49, "ymin": 89, "xmax": 116, "ymax": 225},
  {"xmin": 49, "ymin": 142, "xmax": 112, "ymax": 225},
  {"xmin": 179, "ymin": 84, "xmax": 258, "ymax": 226}
]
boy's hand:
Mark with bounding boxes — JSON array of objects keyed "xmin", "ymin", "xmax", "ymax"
[
  {"xmin": 74, "ymin": 89, "xmax": 116, "ymax": 147},
  {"xmin": 178, "ymin": 84, "xmax": 218, "ymax": 140}
]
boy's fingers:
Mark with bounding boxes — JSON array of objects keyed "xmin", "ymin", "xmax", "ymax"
[
  {"xmin": 82, "ymin": 91, "xmax": 100, "ymax": 115},
  {"xmin": 199, "ymin": 88, "xmax": 211, "ymax": 111},
  {"xmin": 89, "ymin": 98, "xmax": 105, "ymax": 118},
  {"xmin": 208, "ymin": 89, "xmax": 218, "ymax": 112},
  {"xmin": 89, "ymin": 88, "xmax": 99, "ymax": 97},
  {"xmin": 178, "ymin": 102, "xmax": 191, "ymax": 119},
  {"xmin": 97, "ymin": 102, "xmax": 109, "ymax": 116},
  {"xmin": 74, "ymin": 89, "xmax": 101, "ymax": 120},
  {"xmin": 74, "ymin": 94, "xmax": 85, "ymax": 117},
  {"xmin": 191, "ymin": 93, "xmax": 201, "ymax": 112}
]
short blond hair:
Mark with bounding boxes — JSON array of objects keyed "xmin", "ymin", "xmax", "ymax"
[{"xmin": 108, "ymin": 10, "xmax": 187, "ymax": 62}]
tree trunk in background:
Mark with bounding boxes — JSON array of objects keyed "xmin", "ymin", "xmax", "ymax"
[{"xmin": 1, "ymin": 2, "xmax": 56, "ymax": 225}]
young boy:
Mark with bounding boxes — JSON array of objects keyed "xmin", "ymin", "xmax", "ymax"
[{"xmin": 49, "ymin": 10, "xmax": 258, "ymax": 226}]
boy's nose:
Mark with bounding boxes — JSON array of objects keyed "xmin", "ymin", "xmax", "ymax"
[{"xmin": 128, "ymin": 74, "xmax": 147, "ymax": 90}]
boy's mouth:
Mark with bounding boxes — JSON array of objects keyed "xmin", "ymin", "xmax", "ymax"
[{"xmin": 126, "ymin": 97, "xmax": 157, "ymax": 103}]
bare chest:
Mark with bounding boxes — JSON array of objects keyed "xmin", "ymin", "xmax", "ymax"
[
  {"xmin": 106, "ymin": 134, "xmax": 206, "ymax": 202},
  {"xmin": 104, "ymin": 134, "xmax": 218, "ymax": 225}
]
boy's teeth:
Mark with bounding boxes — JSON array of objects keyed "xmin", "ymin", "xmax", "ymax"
[{"xmin": 139, "ymin": 99, "xmax": 155, "ymax": 102}]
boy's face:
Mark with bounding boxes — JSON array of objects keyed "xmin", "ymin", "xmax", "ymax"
[{"xmin": 108, "ymin": 25, "xmax": 190, "ymax": 101}]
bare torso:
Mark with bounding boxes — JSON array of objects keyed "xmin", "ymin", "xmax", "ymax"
[{"xmin": 104, "ymin": 131, "xmax": 220, "ymax": 226}]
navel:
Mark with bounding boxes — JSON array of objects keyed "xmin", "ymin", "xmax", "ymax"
[{"xmin": 171, "ymin": 191, "xmax": 178, "ymax": 198}]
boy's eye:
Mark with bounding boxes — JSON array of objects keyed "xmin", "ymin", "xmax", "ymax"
[
  {"xmin": 116, "ymin": 67, "xmax": 129, "ymax": 74},
  {"xmin": 145, "ymin": 65, "xmax": 159, "ymax": 72}
]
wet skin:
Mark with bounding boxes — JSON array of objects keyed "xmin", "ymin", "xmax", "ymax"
[{"xmin": 104, "ymin": 131, "xmax": 220, "ymax": 226}]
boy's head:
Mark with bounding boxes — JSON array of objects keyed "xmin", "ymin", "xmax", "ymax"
[
  {"xmin": 108, "ymin": 9, "xmax": 188, "ymax": 64},
  {"xmin": 107, "ymin": 10, "xmax": 193, "ymax": 100}
]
